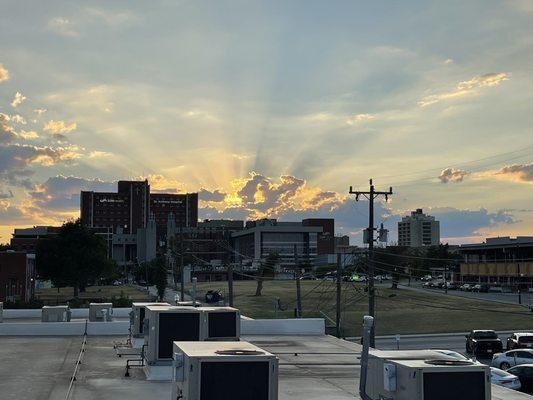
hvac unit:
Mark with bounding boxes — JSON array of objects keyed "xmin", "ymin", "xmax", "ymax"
[
  {"xmin": 145, "ymin": 306, "xmax": 205, "ymax": 365},
  {"xmin": 89, "ymin": 302, "xmax": 113, "ymax": 322},
  {"xmin": 41, "ymin": 305, "xmax": 71, "ymax": 322},
  {"xmin": 365, "ymin": 350, "xmax": 491, "ymax": 400},
  {"xmin": 172, "ymin": 341, "xmax": 278, "ymax": 400},
  {"xmin": 130, "ymin": 302, "xmax": 170, "ymax": 338},
  {"xmin": 202, "ymin": 306, "xmax": 240, "ymax": 341}
]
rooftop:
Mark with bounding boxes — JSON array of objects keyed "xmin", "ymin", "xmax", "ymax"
[{"xmin": 0, "ymin": 332, "xmax": 530, "ymax": 400}]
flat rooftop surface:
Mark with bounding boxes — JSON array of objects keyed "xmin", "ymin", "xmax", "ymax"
[{"xmin": 0, "ymin": 335, "xmax": 530, "ymax": 400}]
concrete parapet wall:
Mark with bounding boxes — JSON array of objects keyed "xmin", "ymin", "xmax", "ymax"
[
  {"xmin": 241, "ymin": 318, "xmax": 325, "ymax": 335},
  {"xmin": 3, "ymin": 307, "xmax": 132, "ymax": 319}
]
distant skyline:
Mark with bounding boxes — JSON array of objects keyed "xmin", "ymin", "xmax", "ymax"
[{"xmin": 1, "ymin": 1, "xmax": 532, "ymax": 245}]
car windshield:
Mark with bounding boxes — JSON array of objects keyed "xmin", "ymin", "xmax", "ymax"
[
  {"xmin": 474, "ymin": 331, "xmax": 497, "ymax": 339},
  {"xmin": 519, "ymin": 336, "xmax": 533, "ymax": 344}
]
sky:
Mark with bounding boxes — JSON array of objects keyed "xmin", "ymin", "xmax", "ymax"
[{"xmin": 0, "ymin": 0, "xmax": 532, "ymax": 245}]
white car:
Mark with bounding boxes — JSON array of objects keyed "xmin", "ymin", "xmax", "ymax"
[
  {"xmin": 491, "ymin": 349, "xmax": 533, "ymax": 370},
  {"xmin": 431, "ymin": 349, "xmax": 472, "ymax": 361},
  {"xmin": 491, "ymin": 367, "xmax": 522, "ymax": 390}
]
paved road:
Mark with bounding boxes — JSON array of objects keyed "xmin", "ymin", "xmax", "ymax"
[{"xmin": 399, "ymin": 282, "xmax": 533, "ymax": 306}]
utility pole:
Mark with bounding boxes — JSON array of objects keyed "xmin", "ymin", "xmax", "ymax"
[
  {"xmin": 517, "ymin": 244, "xmax": 522, "ymax": 305},
  {"xmin": 295, "ymin": 244, "xmax": 302, "ymax": 318},
  {"xmin": 228, "ymin": 262, "xmax": 234, "ymax": 307},
  {"xmin": 444, "ymin": 264, "xmax": 448, "ymax": 294},
  {"xmin": 350, "ymin": 179, "xmax": 393, "ymax": 347},
  {"xmin": 180, "ymin": 229, "xmax": 185, "ymax": 301},
  {"xmin": 336, "ymin": 253, "xmax": 342, "ymax": 338}
]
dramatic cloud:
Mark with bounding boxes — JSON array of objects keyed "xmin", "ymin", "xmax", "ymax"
[
  {"xmin": 43, "ymin": 120, "xmax": 77, "ymax": 135},
  {"xmin": 494, "ymin": 163, "xmax": 533, "ymax": 183},
  {"xmin": 438, "ymin": 168, "xmax": 468, "ymax": 183},
  {"xmin": 0, "ymin": 144, "xmax": 82, "ymax": 188},
  {"xmin": 0, "ymin": 114, "xmax": 17, "ymax": 143},
  {"xmin": 18, "ymin": 130, "xmax": 39, "ymax": 139},
  {"xmin": 11, "ymin": 92, "xmax": 26, "ymax": 108},
  {"xmin": 34, "ymin": 109, "xmax": 47, "ymax": 115},
  {"xmin": 30, "ymin": 175, "xmax": 116, "ymax": 211},
  {"xmin": 199, "ymin": 189, "xmax": 227, "ymax": 202},
  {"xmin": 428, "ymin": 207, "xmax": 515, "ymax": 238},
  {"xmin": 138, "ymin": 174, "xmax": 185, "ymax": 193},
  {"xmin": 419, "ymin": 72, "xmax": 509, "ymax": 107},
  {"xmin": 0, "ymin": 63, "xmax": 8, "ymax": 82}
]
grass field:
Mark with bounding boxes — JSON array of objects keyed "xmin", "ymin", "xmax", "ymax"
[
  {"xmin": 185, "ymin": 280, "xmax": 533, "ymax": 337},
  {"xmin": 35, "ymin": 285, "xmax": 152, "ymax": 304}
]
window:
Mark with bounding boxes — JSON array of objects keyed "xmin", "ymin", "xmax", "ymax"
[{"xmin": 516, "ymin": 351, "xmax": 533, "ymax": 359}]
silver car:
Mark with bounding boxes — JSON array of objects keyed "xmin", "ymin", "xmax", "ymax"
[{"xmin": 491, "ymin": 349, "xmax": 533, "ymax": 370}]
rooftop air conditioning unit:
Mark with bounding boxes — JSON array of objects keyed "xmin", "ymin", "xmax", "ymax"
[
  {"xmin": 202, "ymin": 306, "xmax": 240, "ymax": 341},
  {"xmin": 131, "ymin": 302, "xmax": 170, "ymax": 338},
  {"xmin": 145, "ymin": 306, "xmax": 205, "ymax": 365},
  {"xmin": 89, "ymin": 302, "xmax": 113, "ymax": 322},
  {"xmin": 42, "ymin": 305, "xmax": 71, "ymax": 322},
  {"xmin": 172, "ymin": 341, "xmax": 278, "ymax": 400},
  {"xmin": 366, "ymin": 350, "xmax": 490, "ymax": 400}
]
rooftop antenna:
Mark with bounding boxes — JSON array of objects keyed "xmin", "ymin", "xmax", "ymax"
[{"xmin": 359, "ymin": 315, "xmax": 374, "ymax": 400}]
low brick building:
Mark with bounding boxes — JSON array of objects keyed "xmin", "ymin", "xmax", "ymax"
[{"xmin": 0, "ymin": 251, "xmax": 36, "ymax": 302}]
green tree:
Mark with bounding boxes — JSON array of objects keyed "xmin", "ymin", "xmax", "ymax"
[
  {"xmin": 255, "ymin": 252, "xmax": 279, "ymax": 296},
  {"xmin": 135, "ymin": 256, "xmax": 168, "ymax": 300},
  {"xmin": 36, "ymin": 219, "xmax": 117, "ymax": 297}
]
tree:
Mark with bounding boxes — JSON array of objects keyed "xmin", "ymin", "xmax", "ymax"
[
  {"xmin": 255, "ymin": 252, "xmax": 279, "ymax": 296},
  {"xmin": 36, "ymin": 219, "xmax": 116, "ymax": 297},
  {"xmin": 134, "ymin": 256, "xmax": 168, "ymax": 300}
]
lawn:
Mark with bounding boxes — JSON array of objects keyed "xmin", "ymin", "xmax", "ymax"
[
  {"xmin": 185, "ymin": 280, "xmax": 533, "ymax": 337},
  {"xmin": 35, "ymin": 285, "xmax": 153, "ymax": 305}
]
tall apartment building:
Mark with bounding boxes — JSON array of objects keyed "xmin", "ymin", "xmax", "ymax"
[
  {"xmin": 397, "ymin": 208, "xmax": 440, "ymax": 247},
  {"xmin": 80, "ymin": 180, "xmax": 198, "ymax": 238}
]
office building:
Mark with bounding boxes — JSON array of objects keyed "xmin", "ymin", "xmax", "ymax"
[
  {"xmin": 398, "ymin": 208, "xmax": 440, "ymax": 247},
  {"xmin": 80, "ymin": 180, "xmax": 198, "ymax": 238},
  {"xmin": 9, "ymin": 226, "xmax": 61, "ymax": 253},
  {"xmin": 231, "ymin": 218, "xmax": 334, "ymax": 269},
  {"xmin": 460, "ymin": 236, "xmax": 533, "ymax": 286}
]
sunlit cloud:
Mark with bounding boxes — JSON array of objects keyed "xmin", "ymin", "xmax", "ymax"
[
  {"xmin": 43, "ymin": 119, "xmax": 77, "ymax": 135},
  {"xmin": 11, "ymin": 92, "xmax": 26, "ymax": 108},
  {"xmin": 0, "ymin": 63, "xmax": 8, "ymax": 82},
  {"xmin": 88, "ymin": 150, "xmax": 112, "ymax": 158},
  {"xmin": 346, "ymin": 113, "xmax": 376, "ymax": 125},
  {"xmin": 18, "ymin": 130, "xmax": 39, "ymax": 139},
  {"xmin": 34, "ymin": 108, "xmax": 47, "ymax": 115},
  {"xmin": 493, "ymin": 163, "xmax": 533, "ymax": 183},
  {"xmin": 438, "ymin": 168, "xmax": 468, "ymax": 183},
  {"xmin": 418, "ymin": 72, "xmax": 509, "ymax": 107}
]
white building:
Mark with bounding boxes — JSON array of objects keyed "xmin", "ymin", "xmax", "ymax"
[{"xmin": 398, "ymin": 208, "xmax": 440, "ymax": 247}]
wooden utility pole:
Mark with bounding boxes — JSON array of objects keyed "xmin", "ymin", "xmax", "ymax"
[
  {"xmin": 336, "ymin": 253, "xmax": 342, "ymax": 338},
  {"xmin": 228, "ymin": 263, "xmax": 234, "ymax": 307},
  {"xmin": 349, "ymin": 179, "xmax": 393, "ymax": 347},
  {"xmin": 295, "ymin": 244, "xmax": 302, "ymax": 318},
  {"xmin": 180, "ymin": 229, "xmax": 185, "ymax": 301}
]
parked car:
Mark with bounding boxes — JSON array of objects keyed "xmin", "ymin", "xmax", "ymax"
[
  {"xmin": 472, "ymin": 283, "xmax": 490, "ymax": 292},
  {"xmin": 508, "ymin": 333, "xmax": 533, "ymax": 350},
  {"xmin": 466, "ymin": 330, "xmax": 503, "ymax": 356},
  {"xmin": 507, "ymin": 364, "xmax": 533, "ymax": 392},
  {"xmin": 446, "ymin": 282, "xmax": 459, "ymax": 290},
  {"xmin": 472, "ymin": 284, "xmax": 482, "ymax": 292},
  {"xmin": 460, "ymin": 284, "xmax": 472, "ymax": 291},
  {"xmin": 491, "ymin": 367, "xmax": 522, "ymax": 390},
  {"xmin": 431, "ymin": 349, "xmax": 472, "ymax": 361},
  {"xmin": 421, "ymin": 275, "xmax": 433, "ymax": 281},
  {"xmin": 491, "ymin": 349, "xmax": 533, "ymax": 370}
]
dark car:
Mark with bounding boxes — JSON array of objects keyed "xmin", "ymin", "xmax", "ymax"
[
  {"xmin": 508, "ymin": 333, "xmax": 533, "ymax": 350},
  {"xmin": 507, "ymin": 364, "xmax": 533, "ymax": 393},
  {"xmin": 466, "ymin": 330, "xmax": 503, "ymax": 356}
]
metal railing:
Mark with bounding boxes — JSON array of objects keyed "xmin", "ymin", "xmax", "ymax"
[{"xmin": 65, "ymin": 321, "xmax": 88, "ymax": 400}]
